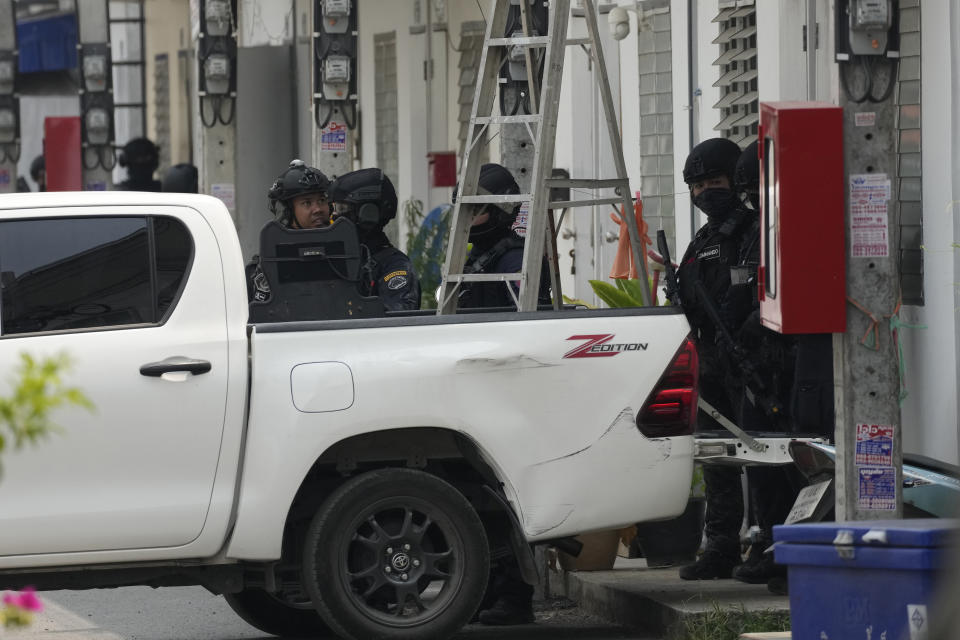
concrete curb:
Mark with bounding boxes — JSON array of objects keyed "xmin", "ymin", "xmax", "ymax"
[{"xmin": 549, "ymin": 558, "xmax": 791, "ymax": 637}]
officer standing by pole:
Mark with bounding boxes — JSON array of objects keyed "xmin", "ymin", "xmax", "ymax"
[{"xmin": 674, "ymin": 137, "xmax": 755, "ymax": 581}]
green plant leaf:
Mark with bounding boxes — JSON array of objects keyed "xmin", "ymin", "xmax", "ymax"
[
  {"xmin": 589, "ymin": 280, "xmax": 639, "ymax": 308},
  {"xmin": 613, "ymin": 278, "xmax": 649, "ymax": 306}
]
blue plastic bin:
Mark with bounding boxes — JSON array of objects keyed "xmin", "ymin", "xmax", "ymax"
[{"xmin": 774, "ymin": 519, "xmax": 957, "ymax": 640}]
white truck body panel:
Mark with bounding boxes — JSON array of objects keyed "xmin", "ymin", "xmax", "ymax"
[{"xmin": 227, "ymin": 314, "xmax": 693, "ymax": 559}]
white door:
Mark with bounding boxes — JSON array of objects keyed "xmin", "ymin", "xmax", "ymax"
[{"xmin": 0, "ymin": 209, "xmax": 230, "ymax": 555}]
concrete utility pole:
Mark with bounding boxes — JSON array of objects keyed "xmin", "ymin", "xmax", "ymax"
[
  {"xmin": 0, "ymin": 0, "xmax": 18, "ymax": 194},
  {"xmin": 190, "ymin": 0, "xmax": 238, "ymax": 219},
  {"xmin": 833, "ymin": 7, "xmax": 903, "ymax": 520},
  {"xmin": 76, "ymin": 0, "xmax": 115, "ymax": 190},
  {"xmin": 311, "ymin": 0, "xmax": 357, "ymax": 179}
]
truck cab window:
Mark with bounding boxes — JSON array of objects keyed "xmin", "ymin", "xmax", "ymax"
[{"xmin": 0, "ymin": 216, "xmax": 192, "ymax": 335}]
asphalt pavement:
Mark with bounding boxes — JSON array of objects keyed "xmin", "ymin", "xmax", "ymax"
[{"xmin": 23, "ymin": 586, "xmax": 651, "ymax": 640}]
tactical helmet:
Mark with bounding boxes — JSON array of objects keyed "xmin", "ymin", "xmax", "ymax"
[
  {"xmin": 268, "ymin": 159, "xmax": 331, "ymax": 221},
  {"xmin": 682, "ymin": 138, "xmax": 741, "ymax": 187},
  {"xmin": 328, "ymin": 168, "xmax": 397, "ymax": 229},
  {"xmin": 119, "ymin": 137, "xmax": 160, "ymax": 172},
  {"xmin": 162, "ymin": 163, "xmax": 199, "ymax": 193},
  {"xmin": 452, "ymin": 163, "xmax": 521, "ymax": 238},
  {"xmin": 29, "ymin": 154, "xmax": 44, "ymax": 182}
]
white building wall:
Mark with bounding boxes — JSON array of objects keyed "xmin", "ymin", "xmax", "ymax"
[{"xmin": 898, "ymin": 2, "xmax": 960, "ymax": 464}]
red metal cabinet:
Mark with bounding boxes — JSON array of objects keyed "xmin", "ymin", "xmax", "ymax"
[
  {"xmin": 43, "ymin": 116, "xmax": 82, "ymax": 192},
  {"xmin": 758, "ymin": 102, "xmax": 846, "ymax": 334}
]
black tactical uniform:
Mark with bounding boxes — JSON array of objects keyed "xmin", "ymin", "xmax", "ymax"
[
  {"xmin": 731, "ymin": 142, "xmax": 831, "ymax": 589},
  {"xmin": 456, "ymin": 163, "xmax": 551, "ymax": 311},
  {"xmin": 328, "ymin": 168, "xmax": 421, "ymax": 311},
  {"xmin": 675, "ymin": 138, "xmax": 754, "ymax": 581},
  {"xmin": 246, "ymin": 160, "xmax": 332, "ymax": 303},
  {"xmin": 115, "ymin": 138, "xmax": 162, "ymax": 192}
]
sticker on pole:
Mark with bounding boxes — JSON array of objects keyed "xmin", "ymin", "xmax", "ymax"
[
  {"xmin": 321, "ymin": 122, "xmax": 347, "ymax": 151},
  {"xmin": 0, "ymin": 168, "xmax": 9, "ymax": 186},
  {"xmin": 85, "ymin": 181, "xmax": 107, "ymax": 191},
  {"xmin": 856, "ymin": 423, "xmax": 894, "ymax": 467},
  {"xmin": 511, "ymin": 201, "xmax": 529, "ymax": 237},
  {"xmin": 211, "ymin": 183, "xmax": 236, "ymax": 211},
  {"xmin": 858, "ymin": 466, "xmax": 896, "ymax": 511},
  {"xmin": 850, "ymin": 173, "xmax": 890, "ymax": 258}
]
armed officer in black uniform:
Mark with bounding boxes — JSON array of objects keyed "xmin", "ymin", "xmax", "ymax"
[
  {"xmin": 247, "ymin": 159, "xmax": 332, "ymax": 303},
  {"xmin": 675, "ymin": 137, "xmax": 757, "ymax": 581},
  {"xmin": 455, "ymin": 163, "xmax": 551, "ymax": 310},
  {"xmin": 328, "ymin": 168, "xmax": 421, "ymax": 311},
  {"xmin": 116, "ymin": 137, "xmax": 162, "ymax": 192}
]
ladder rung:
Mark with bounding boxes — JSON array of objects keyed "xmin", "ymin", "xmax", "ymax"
[
  {"xmin": 458, "ymin": 194, "xmax": 532, "ymax": 204},
  {"xmin": 473, "ymin": 115, "xmax": 542, "ymax": 125},
  {"xmin": 566, "ymin": 37, "xmax": 591, "ymax": 46},
  {"xmin": 486, "ymin": 36, "xmax": 551, "ymax": 47},
  {"xmin": 549, "ymin": 196, "xmax": 627, "ymax": 208},
  {"xmin": 446, "ymin": 273, "xmax": 523, "ymax": 283},
  {"xmin": 543, "ymin": 178, "xmax": 629, "ymax": 188}
]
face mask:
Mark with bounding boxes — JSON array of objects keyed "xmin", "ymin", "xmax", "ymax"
[{"xmin": 692, "ymin": 188, "xmax": 739, "ymax": 219}]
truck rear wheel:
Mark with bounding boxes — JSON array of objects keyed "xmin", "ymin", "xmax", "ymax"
[
  {"xmin": 301, "ymin": 468, "xmax": 490, "ymax": 640},
  {"xmin": 224, "ymin": 588, "xmax": 334, "ymax": 638}
]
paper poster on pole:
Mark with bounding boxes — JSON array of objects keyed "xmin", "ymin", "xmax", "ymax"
[
  {"xmin": 511, "ymin": 201, "xmax": 529, "ymax": 237},
  {"xmin": 211, "ymin": 183, "xmax": 236, "ymax": 211},
  {"xmin": 321, "ymin": 122, "xmax": 347, "ymax": 152},
  {"xmin": 856, "ymin": 423, "xmax": 894, "ymax": 467},
  {"xmin": 850, "ymin": 173, "xmax": 890, "ymax": 258},
  {"xmin": 858, "ymin": 466, "xmax": 896, "ymax": 510}
]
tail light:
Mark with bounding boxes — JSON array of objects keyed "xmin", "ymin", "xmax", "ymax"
[{"xmin": 636, "ymin": 336, "xmax": 699, "ymax": 438}]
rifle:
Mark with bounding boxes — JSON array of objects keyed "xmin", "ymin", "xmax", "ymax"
[
  {"xmin": 656, "ymin": 230, "xmax": 681, "ymax": 306},
  {"xmin": 692, "ymin": 279, "xmax": 786, "ymax": 422}
]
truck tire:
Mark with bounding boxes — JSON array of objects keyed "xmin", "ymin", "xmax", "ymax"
[
  {"xmin": 223, "ymin": 588, "xmax": 334, "ymax": 638},
  {"xmin": 301, "ymin": 468, "xmax": 490, "ymax": 640}
]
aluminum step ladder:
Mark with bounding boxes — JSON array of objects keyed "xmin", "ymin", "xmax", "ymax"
[{"xmin": 437, "ymin": 0, "xmax": 653, "ymax": 314}]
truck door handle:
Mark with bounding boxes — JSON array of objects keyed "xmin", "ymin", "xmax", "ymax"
[{"xmin": 140, "ymin": 356, "xmax": 212, "ymax": 377}]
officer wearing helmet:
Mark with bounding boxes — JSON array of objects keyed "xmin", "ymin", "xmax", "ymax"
[
  {"xmin": 453, "ymin": 163, "xmax": 550, "ymax": 310},
  {"xmin": 676, "ymin": 137, "xmax": 759, "ymax": 582},
  {"xmin": 29, "ymin": 155, "xmax": 45, "ymax": 191},
  {"xmin": 116, "ymin": 137, "xmax": 162, "ymax": 191},
  {"xmin": 162, "ymin": 163, "xmax": 199, "ymax": 194},
  {"xmin": 247, "ymin": 159, "xmax": 332, "ymax": 303},
  {"xmin": 328, "ymin": 168, "xmax": 421, "ymax": 311}
]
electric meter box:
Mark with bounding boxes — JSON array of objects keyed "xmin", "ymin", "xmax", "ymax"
[{"xmin": 758, "ymin": 102, "xmax": 846, "ymax": 334}]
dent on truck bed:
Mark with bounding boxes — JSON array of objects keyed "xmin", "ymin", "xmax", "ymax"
[{"xmin": 454, "ymin": 353, "xmax": 557, "ymax": 372}]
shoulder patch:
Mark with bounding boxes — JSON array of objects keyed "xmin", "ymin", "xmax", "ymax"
[
  {"xmin": 383, "ymin": 270, "xmax": 409, "ymax": 283},
  {"xmin": 386, "ymin": 275, "xmax": 409, "ymax": 291}
]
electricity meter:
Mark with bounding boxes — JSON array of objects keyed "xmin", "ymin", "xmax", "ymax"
[
  {"xmin": 84, "ymin": 107, "xmax": 110, "ymax": 145},
  {"xmin": 0, "ymin": 107, "xmax": 15, "ymax": 144},
  {"xmin": 0, "ymin": 59, "xmax": 13, "ymax": 95},
  {"xmin": 205, "ymin": 0, "xmax": 232, "ymax": 37},
  {"xmin": 322, "ymin": 0, "xmax": 351, "ymax": 34},
  {"xmin": 83, "ymin": 54, "xmax": 108, "ymax": 92},
  {"xmin": 204, "ymin": 53, "xmax": 231, "ymax": 95}
]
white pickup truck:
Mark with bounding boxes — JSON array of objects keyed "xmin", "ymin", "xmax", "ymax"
[{"xmin": 0, "ymin": 192, "xmax": 695, "ymax": 640}]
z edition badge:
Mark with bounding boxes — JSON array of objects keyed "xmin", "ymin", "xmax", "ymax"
[
  {"xmin": 563, "ymin": 334, "xmax": 649, "ymax": 359},
  {"xmin": 383, "ymin": 270, "xmax": 409, "ymax": 291}
]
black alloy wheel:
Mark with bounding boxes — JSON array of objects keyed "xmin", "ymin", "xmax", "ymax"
[{"xmin": 301, "ymin": 468, "xmax": 490, "ymax": 640}]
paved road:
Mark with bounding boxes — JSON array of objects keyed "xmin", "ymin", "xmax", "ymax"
[{"xmin": 23, "ymin": 586, "xmax": 649, "ymax": 640}]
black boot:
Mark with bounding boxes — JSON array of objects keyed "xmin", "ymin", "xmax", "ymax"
[
  {"xmin": 477, "ymin": 597, "xmax": 535, "ymax": 626},
  {"xmin": 678, "ymin": 549, "xmax": 738, "ymax": 580},
  {"xmin": 733, "ymin": 543, "xmax": 784, "ymax": 584}
]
